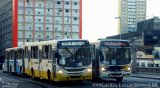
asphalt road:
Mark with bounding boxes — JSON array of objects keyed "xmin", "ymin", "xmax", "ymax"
[{"xmin": 0, "ymin": 70, "xmax": 160, "ymax": 88}]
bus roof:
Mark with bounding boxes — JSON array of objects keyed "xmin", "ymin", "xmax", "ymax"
[
  {"xmin": 5, "ymin": 46, "xmax": 24, "ymax": 51},
  {"xmin": 90, "ymin": 39, "xmax": 129, "ymax": 47},
  {"xmin": 25, "ymin": 39, "xmax": 89, "ymax": 47}
]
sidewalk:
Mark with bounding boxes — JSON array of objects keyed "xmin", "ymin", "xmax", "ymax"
[{"xmin": 131, "ymin": 72, "xmax": 160, "ymax": 80}]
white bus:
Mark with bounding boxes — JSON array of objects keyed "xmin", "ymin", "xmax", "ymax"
[
  {"xmin": 91, "ymin": 39, "xmax": 131, "ymax": 82},
  {"xmin": 4, "ymin": 39, "xmax": 93, "ymax": 82},
  {"xmin": 3, "ymin": 47, "xmax": 25, "ymax": 74}
]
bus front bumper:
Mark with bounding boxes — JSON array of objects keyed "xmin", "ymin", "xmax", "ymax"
[
  {"xmin": 100, "ymin": 71, "xmax": 131, "ymax": 78},
  {"xmin": 55, "ymin": 73, "xmax": 92, "ymax": 81}
]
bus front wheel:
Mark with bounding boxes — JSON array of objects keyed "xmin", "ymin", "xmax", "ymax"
[
  {"xmin": 47, "ymin": 70, "xmax": 52, "ymax": 83},
  {"xmin": 31, "ymin": 69, "xmax": 35, "ymax": 79}
]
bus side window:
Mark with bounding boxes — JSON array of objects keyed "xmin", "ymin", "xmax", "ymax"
[
  {"xmin": 31, "ymin": 46, "xmax": 38, "ymax": 59},
  {"xmin": 42, "ymin": 45, "xmax": 51, "ymax": 59}
]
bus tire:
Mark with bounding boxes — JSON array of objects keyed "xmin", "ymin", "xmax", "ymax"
[
  {"xmin": 47, "ymin": 70, "xmax": 52, "ymax": 83},
  {"xmin": 116, "ymin": 77, "xmax": 123, "ymax": 82},
  {"xmin": 31, "ymin": 68, "xmax": 35, "ymax": 79}
]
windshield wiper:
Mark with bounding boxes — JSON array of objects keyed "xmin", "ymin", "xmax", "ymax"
[
  {"xmin": 74, "ymin": 45, "xmax": 85, "ymax": 57},
  {"xmin": 64, "ymin": 47, "xmax": 73, "ymax": 56}
]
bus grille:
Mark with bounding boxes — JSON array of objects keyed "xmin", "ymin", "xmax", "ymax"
[
  {"xmin": 69, "ymin": 76, "xmax": 81, "ymax": 79},
  {"xmin": 111, "ymin": 73, "xmax": 122, "ymax": 76},
  {"xmin": 68, "ymin": 72, "xmax": 83, "ymax": 75},
  {"xmin": 108, "ymin": 66, "xmax": 122, "ymax": 71}
]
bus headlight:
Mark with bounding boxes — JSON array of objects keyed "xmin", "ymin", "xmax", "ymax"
[
  {"xmin": 87, "ymin": 68, "xmax": 92, "ymax": 73},
  {"xmin": 127, "ymin": 67, "xmax": 131, "ymax": 71},
  {"xmin": 100, "ymin": 67, "xmax": 106, "ymax": 72},
  {"xmin": 58, "ymin": 70, "xmax": 63, "ymax": 74}
]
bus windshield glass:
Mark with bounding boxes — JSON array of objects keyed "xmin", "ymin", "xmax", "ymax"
[
  {"xmin": 99, "ymin": 47, "xmax": 131, "ymax": 65},
  {"xmin": 57, "ymin": 47, "xmax": 91, "ymax": 67}
]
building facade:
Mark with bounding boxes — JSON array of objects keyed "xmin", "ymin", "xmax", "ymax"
[
  {"xmin": 118, "ymin": 0, "xmax": 146, "ymax": 34},
  {"xmin": 0, "ymin": 0, "xmax": 82, "ymax": 58},
  {"xmin": 107, "ymin": 17, "xmax": 160, "ymax": 46}
]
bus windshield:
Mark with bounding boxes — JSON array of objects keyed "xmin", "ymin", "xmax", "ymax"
[
  {"xmin": 99, "ymin": 47, "xmax": 131, "ymax": 65},
  {"xmin": 57, "ymin": 47, "xmax": 91, "ymax": 67}
]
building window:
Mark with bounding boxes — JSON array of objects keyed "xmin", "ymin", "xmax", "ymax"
[
  {"xmin": 66, "ymin": 2, "xmax": 69, "ymax": 5},
  {"xmin": 75, "ymin": 10, "xmax": 78, "ymax": 13},
  {"xmin": 48, "ymin": 9, "xmax": 50, "ymax": 12},
  {"xmin": 38, "ymin": 27, "xmax": 41, "ymax": 29},
  {"xmin": 59, "ymin": 9, "xmax": 62, "ymax": 12},
  {"xmin": 57, "ymin": 1, "xmax": 60, "ymax": 4},
  {"xmin": 38, "ymin": 4, "xmax": 41, "ymax": 6},
  {"xmin": 74, "ymin": 17, "xmax": 77, "ymax": 21},
  {"xmin": 74, "ymin": 2, "xmax": 77, "ymax": 5},
  {"xmin": 38, "ymin": 11, "xmax": 41, "ymax": 14},
  {"xmin": 47, "ymin": 19, "xmax": 49, "ymax": 22},
  {"xmin": 47, "ymin": 35, "xmax": 50, "ymax": 38},
  {"xmin": 66, "ymin": 9, "xmax": 69, "ymax": 13},
  {"xmin": 38, "ymin": 19, "xmax": 41, "ymax": 21},
  {"xmin": 27, "ymin": 0, "xmax": 29, "ymax": 3},
  {"xmin": 55, "ymin": 27, "xmax": 58, "ymax": 30}
]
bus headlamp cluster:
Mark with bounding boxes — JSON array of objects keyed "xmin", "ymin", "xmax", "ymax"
[
  {"xmin": 87, "ymin": 68, "xmax": 92, "ymax": 73},
  {"xmin": 100, "ymin": 67, "xmax": 106, "ymax": 72},
  {"xmin": 127, "ymin": 67, "xmax": 131, "ymax": 71},
  {"xmin": 58, "ymin": 70, "xmax": 63, "ymax": 74}
]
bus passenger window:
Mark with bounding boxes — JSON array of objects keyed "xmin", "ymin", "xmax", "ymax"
[
  {"xmin": 42, "ymin": 45, "xmax": 51, "ymax": 59},
  {"xmin": 31, "ymin": 46, "xmax": 38, "ymax": 59}
]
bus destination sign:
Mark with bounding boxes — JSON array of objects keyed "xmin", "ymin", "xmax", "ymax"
[
  {"xmin": 101, "ymin": 41, "xmax": 129, "ymax": 47},
  {"xmin": 58, "ymin": 41, "xmax": 89, "ymax": 47}
]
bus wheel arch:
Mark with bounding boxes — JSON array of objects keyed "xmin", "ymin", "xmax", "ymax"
[
  {"xmin": 47, "ymin": 69, "xmax": 52, "ymax": 83},
  {"xmin": 31, "ymin": 67, "xmax": 35, "ymax": 79}
]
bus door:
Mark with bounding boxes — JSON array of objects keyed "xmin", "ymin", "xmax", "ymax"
[{"xmin": 14, "ymin": 50, "xmax": 17, "ymax": 73}]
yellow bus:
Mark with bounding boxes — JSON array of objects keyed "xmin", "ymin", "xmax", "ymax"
[
  {"xmin": 91, "ymin": 39, "xmax": 131, "ymax": 82},
  {"xmin": 23, "ymin": 39, "xmax": 92, "ymax": 82}
]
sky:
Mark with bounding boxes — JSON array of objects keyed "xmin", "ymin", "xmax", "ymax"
[{"xmin": 82, "ymin": 0, "xmax": 160, "ymax": 41}]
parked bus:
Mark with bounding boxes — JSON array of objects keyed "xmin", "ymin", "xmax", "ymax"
[
  {"xmin": 3, "ymin": 39, "xmax": 93, "ymax": 82},
  {"xmin": 91, "ymin": 39, "xmax": 131, "ymax": 82}
]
